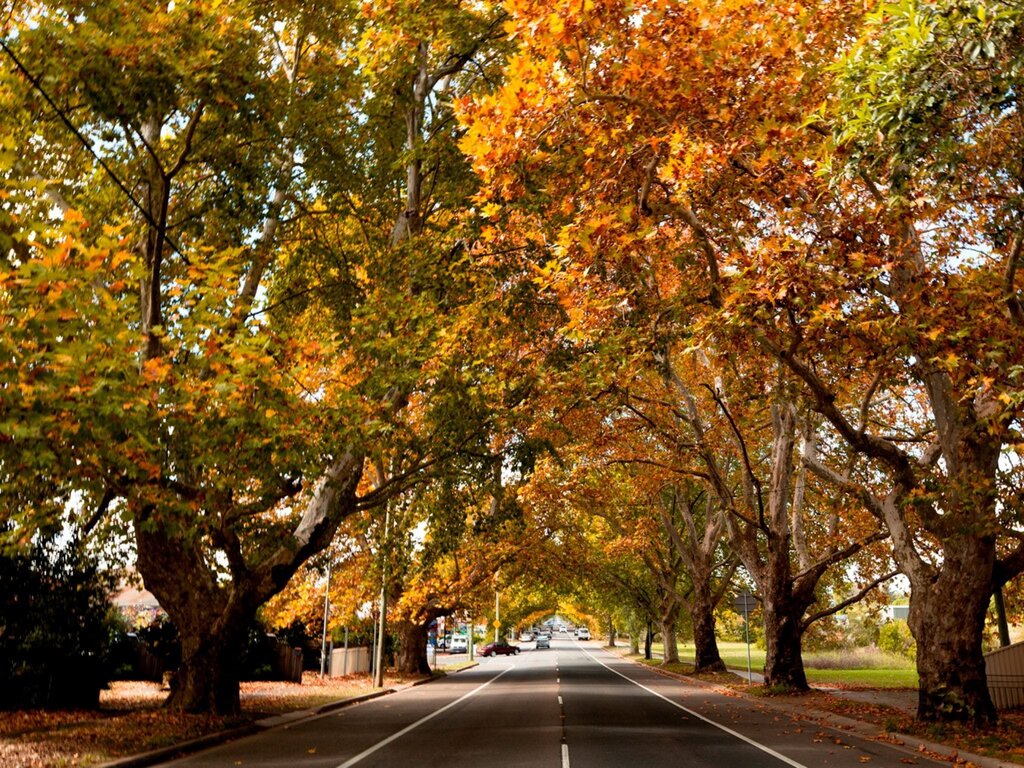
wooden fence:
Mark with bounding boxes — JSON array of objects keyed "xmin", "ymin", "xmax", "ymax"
[{"xmin": 985, "ymin": 640, "xmax": 1024, "ymax": 710}]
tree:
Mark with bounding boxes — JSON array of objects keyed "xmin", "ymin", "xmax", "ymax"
[
  {"xmin": 815, "ymin": 0, "xmax": 1024, "ymax": 722},
  {"xmin": 459, "ymin": 0, "xmax": 896, "ymax": 693},
  {"xmin": 460, "ymin": 0, "xmax": 1024, "ymax": 722},
  {"xmin": 0, "ymin": 0, "xmax": 508, "ymax": 714}
]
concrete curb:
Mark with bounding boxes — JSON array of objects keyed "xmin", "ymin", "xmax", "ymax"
[
  {"xmin": 95, "ymin": 724, "xmax": 263, "ymax": 768},
  {"xmin": 616, "ymin": 652, "xmax": 1016, "ymax": 768},
  {"xmin": 95, "ymin": 685, "xmax": 410, "ymax": 768}
]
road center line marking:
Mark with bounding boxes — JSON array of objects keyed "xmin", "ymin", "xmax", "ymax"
[
  {"xmin": 580, "ymin": 649, "xmax": 808, "ymax": 768},
  {"xmin": 561, "ymin": 742, "xmax": 571, "ymax": 768},
  {"xmin": 335, "ymin": 666, "xmax": 514, "ymax": 768},
  {"xmin": 558, "ymin": 695, "xmax": 563, "ymax": 705}
]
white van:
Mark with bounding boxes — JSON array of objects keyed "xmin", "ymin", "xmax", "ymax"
[{"xmin": 449, "ymin": 635, "xmax": 468, "ymax": 654}]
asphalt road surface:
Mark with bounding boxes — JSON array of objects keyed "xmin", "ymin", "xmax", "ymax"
[{"xmin": 160, "ymin": 638, "xmax": 944, "ymax": 767}]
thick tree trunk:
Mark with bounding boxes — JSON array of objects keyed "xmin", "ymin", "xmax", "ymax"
[
  {"xmin": 132, "ymin": 452, "xmax": 364, "ymax": 715},
  {"xmin": 606, "ymin": 615, "xmax": 616, "ymax": 647},
  {"xmin": 166, "ymin": 622, "xmax": 246, "ymax": 714},
  {"xmin": 689, "ymin": 586, "xmax": 726, "ymax": 673},
  {"xmin": 762, "ymin": 600, "xmax": 808, "ymax": 690},
  {"xmin": 644, "ymin": 622, "xmax": 653, "ymax": 660},
  {"xmin": 395, "ymin": 620, "xmax": 431, "ymax": 676},
  {"xmin": 629, "ymin": 632, "xmax": 640, "ymax": 655},
  {"xmin": 907, "ymin": 538, "xmax": 997, "ymax": 724}
]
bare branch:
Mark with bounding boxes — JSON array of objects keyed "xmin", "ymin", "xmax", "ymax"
[{"xmin": 801, "ymin": 570, "xmax": 900, "ymax": 629}]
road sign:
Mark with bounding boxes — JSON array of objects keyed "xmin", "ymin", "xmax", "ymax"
[
  {"xmin": 733, "ymin": 591, "xmax": 756, "ymax": 685},
  {"xmin": 733, "ymin": 591, "xmax": 757, "ymax": 614},
  {"xmin": 493, "ymin": 620, "xmax": 501, "ymax": 629}
]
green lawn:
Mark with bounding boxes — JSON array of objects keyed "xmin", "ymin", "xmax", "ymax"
[
  {"xmin": 646, "ymin": 641, "xmax": 917, "ymax": 688},
  {"xmin": 804, "ymin": 668, "xmax": 917, "ymax": 687}
]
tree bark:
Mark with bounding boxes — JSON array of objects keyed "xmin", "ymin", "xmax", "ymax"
[
  {"xmin": 906, "ymin": 536, "xmax": 998, "ymax": 724},
  {"xmin": 395, "ymin": 619, "xmax": 432, "ymax": 677},
  {"xmin": 995, "ymin": 587, "xmax": 1012, "ymax": 648},
  {"xmin": 644, "ymin": 622, "xmax": 653, "ymax": 660},
  {"xmin": 166, "ymin": 619, "xmax": 246, "ymax": 714},
  {"xmin": 689, "ymin": 582, "xmax": 726, "ymax": 673},
  {"xmin": 761, "ymin": 599, "xmax": 808, "ymax": 689},
  {"xmin": 660, "ymin": 604, "xmax": 680, "ymax": 665}
]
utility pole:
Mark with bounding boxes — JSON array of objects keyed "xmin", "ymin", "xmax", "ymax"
[
  {"xmin": 319, "ymin": 558, "xmax": 333, "ymax": 678},
  {"xmin": 373, "ymin": 507, "xmax": 390, "ymax": 688}
]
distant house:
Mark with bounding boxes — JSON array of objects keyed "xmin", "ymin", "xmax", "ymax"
[
  {"xmin": 112, "ymin": 583, "xmax": 164, "ymax": 626},
  {"xmin": 882, "ymin": 604, "xmax": 909, "ymax": 621}
]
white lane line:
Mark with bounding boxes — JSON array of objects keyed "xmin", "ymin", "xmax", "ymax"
[
  {"xmin": 580, "ymin": 649, "xmax": 808, "ymax": 768},
  {"xmin": 335, "ymin": 666, "xmax": 514, "ymax": 768},
  {"xmin": 558, "ymin": 695, "xmax": 563, "ymax": 705},
  {"xmin": 561, "ymin": 742, "xmax": 571, "ymax": 768}
]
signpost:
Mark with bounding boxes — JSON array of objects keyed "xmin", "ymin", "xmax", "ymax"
[{"xmin": 733, "ymin": 591, "xmax": 757, "ymax": 684}]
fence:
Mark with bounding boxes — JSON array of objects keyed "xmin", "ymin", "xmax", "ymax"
[
  {"xmin": 985, "ymin": 640, "xmax": 1024, "ymax": 710},
  {"xmin": 329, "ymin": 646, "xmax": 371, "ymax": 676},
  {"xmin": 274, "ymin": 645, "xmax": 304, "ymax": 683}
]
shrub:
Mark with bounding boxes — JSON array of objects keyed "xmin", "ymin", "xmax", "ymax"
[
  {"xmin": 0, "ymin": 534, "xmax": 118, "ymax": 709},
  {"xmin": 877, "ymin": 621, "xmax": 917, "ymax": 660}
]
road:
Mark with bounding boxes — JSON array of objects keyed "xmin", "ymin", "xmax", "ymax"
[{"xmin": 160, "ymin": 638, "xmax": 944, "ymax": 767}]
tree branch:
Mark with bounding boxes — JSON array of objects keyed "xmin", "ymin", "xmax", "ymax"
[{"xmin": 801, "ymin": 570, "xmax": 900, "ymax": 630}]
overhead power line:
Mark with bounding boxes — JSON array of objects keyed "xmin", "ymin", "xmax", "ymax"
[{"xmin": 0, "ymin": 35, "xmax": 188, "ymax": 263}]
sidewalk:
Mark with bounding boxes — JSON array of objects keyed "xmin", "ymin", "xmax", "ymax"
[
  {"xmin": 621, "ymin": 650, "xmax": 1017, "ymax": 768},
  {"xmin": 721, "ymin": 663, "xmax": 919, "ymax": 715},
  {"xmin": 96, "ymin": 665, "xmax": 479, "ymax": 768}
]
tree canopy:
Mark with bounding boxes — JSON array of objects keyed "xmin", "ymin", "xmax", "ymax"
[{"xmin": 3, "ymin": 0, "xmax": 1023, "ymax": 726}]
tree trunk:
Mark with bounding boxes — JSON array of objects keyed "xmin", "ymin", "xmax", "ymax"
[
  {"xmin": 607, "ymin": 615, "xmax": 616, "ymax": 647},
  {"xmin": 395, "ymin": 620, "xmax": 431, "ymax": 676},
  {"xmin": 689, "ymin": 585, "xmax": 726, "ymax": 673},
  {"xmin": 644, "ymin": 622, "xmax": 653, "ymax": 660},
  {"xmin": 629, "ymin": 632, "xmax": 640, "ymax": 655},
  {"xmin": 907, "ymin": 537, "xmax": 997, "ymax": 724},
  {"xmin": 132, "ymin": 452, "xmax": 364, "ymax": 715},
  {"xmin": 995, "ymin": 588, "xmax": 1012, "ymax": 648},
  {"xmin": 762, "ymin": 600, "xmax": 808, "ymax": 690},
  {"xmin": 166, "ymin": 622, "xmax": 246, "ymax": 714},
  {"xmin": 661, "ymin": 614, "xmax": 679, "ymax": 664}
]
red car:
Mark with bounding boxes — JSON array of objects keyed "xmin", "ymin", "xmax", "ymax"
[{"xmin": 480, "ymin": 642, "xmax": 520, "ymax": 657}]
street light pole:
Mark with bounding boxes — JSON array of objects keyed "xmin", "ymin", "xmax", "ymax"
[
  {"xmin": 319, "ymin": 558, "xmax": 333, "ymax": 678},
  {"xmin": 372, "ymin": 506, "xmax": 390, "ymax": 689},
  {"xmin": 494, "ymin": 589, "xmax": 500, "ymax": 643}
]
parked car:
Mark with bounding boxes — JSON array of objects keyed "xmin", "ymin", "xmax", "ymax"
[
  {"xmin": 479, "ymin": 642, "xmax": 520, "ymax": 657},
  {"xmin": 535, "ymin": 635, "xmax": 550, "ymax": 649},
  {"xmin": 449, "ymin": 636, "xmax": 468, "ymax": 654},
  {"xmin": 576, "ymin": 627, "xmax": 591, "ymax": 640}
]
